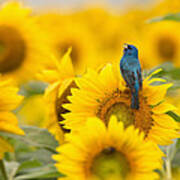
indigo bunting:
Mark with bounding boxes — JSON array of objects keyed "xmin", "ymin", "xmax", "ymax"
[{"xmin": 120, "ymin": 44, "xmax": 142, "ymax": 109}]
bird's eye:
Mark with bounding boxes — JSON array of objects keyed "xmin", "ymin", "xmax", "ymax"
[{"xmin": 128, "ymin": 45, "xmax": 132, "ymax": 50}]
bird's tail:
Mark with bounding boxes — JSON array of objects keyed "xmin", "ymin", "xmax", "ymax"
[{"xmin": 131, "ymin": 88, "xmax": 139, "ymax": 109}]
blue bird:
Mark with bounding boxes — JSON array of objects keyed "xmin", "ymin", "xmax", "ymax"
[{"xmin": 120, "ymin": 44, "xmax": 142, "ymax": 109}]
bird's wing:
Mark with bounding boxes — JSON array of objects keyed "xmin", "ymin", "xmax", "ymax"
[
  {"xmin": 136, "ymin": 67, "xmax": 142, "ymax": 89},
  {"xmin": 121, "ymin": 65, "xmax": 136, "ymax": 89},
  {"xmin": 121, "ymin": 58, "xmax": 142, "ymax": 90}
]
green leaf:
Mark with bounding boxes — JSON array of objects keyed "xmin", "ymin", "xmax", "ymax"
[
  {"xmin": 166, "ymin": 111, "xmax": 180, "ymax": 122},
  {"xmin": 19, "ymin": 81, "xmax": 48, "ymax": 97},
  {"xmin": 0, "ymin": 126, "xmax": 62, "ymax": 180},
  {"xmin": 146, "ymin": 62, "xmax": 180, "ymax": 79},
  {"xmin": 0, "ymin": 125, "xmax": 59, "ymax": 168},
  {"xmin": 176, "ymin": 139, "xmax": 180, "ymax": 150},
  {"xmin": 0, "ymin": 126, "xmax": 58, "ymax": 153},
  {"xmin": 148, "ymin": 13, "xmax": 180, "ymax": 23},
  {"xmin": 172, "ymin": 139, "xmax": 180, "ymax": 167},
  {"xmin": 16, "ymin": 149, "xmax": 55, "ymax": 167},
  {"xmin": 22, "ymin": 126, "xmax": 58, "ymax": 152},
  {"xmin": 18, "ymin": 160, "xmax": 42, "ymax": 171},
  {"xmin": 143, "ymin": 63, "xmax": 180, "ymax": 92},
  {"xmin": 0, "ymin": 126, "xmax": 61, "ymax": 179},
  {"xmin": 14, "ymin": 164, "xmax": 63, "ymax": 180}
]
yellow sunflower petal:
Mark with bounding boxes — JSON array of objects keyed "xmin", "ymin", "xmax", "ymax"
[
  {"xmin": 0, "ymin": 112, "xmax": 24, "ymax": 135},
  {"xmin": 0, "ymin": 137, "xmax": 13, "ymax": 159},
  {"xmin": 153, "ymin": 102, "xmax": 176, "ymax": 114},
  {"xmin": 144, "ymin": 83, "xmax": 172, "ymax": 105}
]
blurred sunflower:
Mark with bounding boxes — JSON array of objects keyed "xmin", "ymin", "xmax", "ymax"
[
  {"xmin": 152, "ymin": 0, "xmax": 180, "ymax": 16},
  {"xmin": 0, "ymin": 2, "xmax": 51, "ymax": 84},
  {"xmin": 142, "ymin": 21, "xmax": 180, "ymax": 68},
  {"xmin": 74, "ymin": 8, "xmax": 139, "ymax": 65},
  {"xmin": 73, "ymin": 8, "xmax": 112, "ymax": 42},
  {"xmin": 119, "ymin": 8, "xmax": 151, "ymax": 32},
  {"xmin": 97, "ymin": 17, "xmax": 139, "ymax": 64},
  {"xmin": 63, "ymin": 64, "xmax": 179, "ymax": 145},
  {"xmin": 38, "ymin": 49, "xmax": 76, "ymax": 143},
  {"xmin": 0, "ymin": 76, "xmax": 24, "ymax": 158},
  {"xmin": 54, "ymin": 117, "xmax": 163, "ymax": 180},
  {"xmin": 37, "ymin": 13, "xmax": 98, "ymax": 73}
]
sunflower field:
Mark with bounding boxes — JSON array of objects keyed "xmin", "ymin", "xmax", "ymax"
[{"xmin": 0, "ymin": 0, "xmax": 180, "ymax": 179}]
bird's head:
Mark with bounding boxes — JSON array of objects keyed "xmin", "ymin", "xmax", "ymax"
[{"xmin": 123, "ymin": 44, "xmax": 138, "ymax": 58}]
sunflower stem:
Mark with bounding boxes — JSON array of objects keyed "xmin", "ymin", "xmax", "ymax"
[
  {"xmin": 0, "ymin": 160, "xmax": 8, "ymax": 180},
  {"xmin": 165, "ymin": 155, "xmax": 172, "ymax": 180},
  {"xmin": 165, "ymin": 140, "xmax": 177, "ymax": 180}
]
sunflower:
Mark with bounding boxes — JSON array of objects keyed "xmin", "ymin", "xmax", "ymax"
[
  {"xmin": 63, "ymin": 63, "xmax": 179, "ymax": 145},
  {"xmin": 37, "ymin": 13, "xmax": 98, "ymax": 74},
  {"xmin": 151, "ymin": 0, "xmax": 180, "ymax": 16},
  {"xmin": 141, "ymin": 21, "xmax": 180, "ymax": 68},
  {"xmin": 0, "ymin": 76, "xmax": 24, "ymax": 158},
  {"xmin": 119, "ymin": 8, "xmax": 152, "ymax": 32},
  {"xmin": 97, "ymin": 16, "xmax": 140, "ymax": 65},
  {"xmin": 0, "ymin": 2, "xmax": 52, "ymax": 84},
  {"xmin": 54, "ymin": 116, "xmax": 163, "ymax": 180},
  {"xmin": 73, "ymin": 8, "xmax": 112, "ymax": 43},
  {"xmin": 73, "ymin": 8, "xmax": 140, "ymax": 66},
  {"xmin": 38, "ymin": 49, "xmax": 76, "ymax": 143},
  {"xmin": 73, "ymin": 8, "xmax": 113, "ymax": 43}
]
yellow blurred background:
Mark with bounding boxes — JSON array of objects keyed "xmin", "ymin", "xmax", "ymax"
[{"xmin": 1, "ymin": 0, "xmax": 180, "ymax": 131}]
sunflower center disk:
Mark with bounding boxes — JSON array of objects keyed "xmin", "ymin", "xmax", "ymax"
[
  {"xmin": 55, "ymin": 81, "xmax": 77, "ymax": 133},
  {"xmin": 106, "ymin": 102, "xmax": 134, "ymax": 128},
  {"xmin": 97, "ymin": 90, "xmax": 135, "ymax": 127},
  {"xmin": 0, "ymin": 25, "xmax": 26, "ymax": 73},
  {"xmin": 157, "ymin": 37, "xmax": 176, "ymax": 61},
  {"xmin": 97, "ymin": 90, "xmax": 154, "ymax": 136},
  {"xmin": 91, "ymin": 147, "xmax": 130, "ymax": 180}
]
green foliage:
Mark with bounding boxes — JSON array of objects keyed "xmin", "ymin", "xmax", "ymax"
[
  {"xmin": 166, "ymin": 111, "xmax": 180, "ymax": 122},
  {"xmin": 0, "ymin": 126, "xmax": 62, "ymax": 180},
  {"xmin": 145, "ymin": 62, "xmax": 180, "ymax": 91},
  {"xmin": 19, "ymin": 81, "xmax": 48, "ymax": 97},
  {"xmin": 148, "ymin": 13, "xmax": 180, "ymax": 23}
]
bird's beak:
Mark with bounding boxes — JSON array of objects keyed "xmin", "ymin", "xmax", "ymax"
[{"xmin": 123, "ymin": 43, "xmax": 128, "ymax": 50}]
